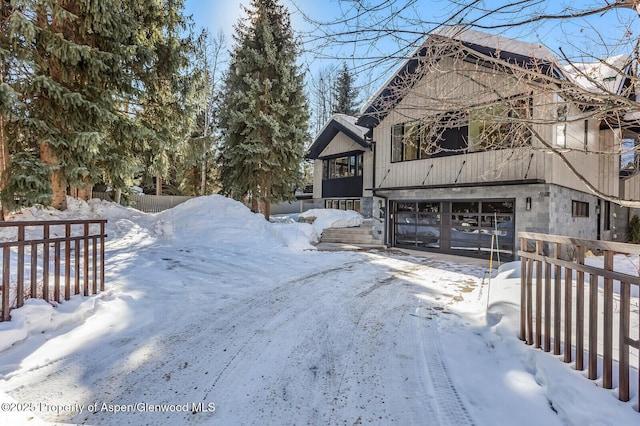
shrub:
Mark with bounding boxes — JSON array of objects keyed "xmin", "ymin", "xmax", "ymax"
[{"xmin": 628, "ymin": 215, "xmax": 640, "ymax": 244}]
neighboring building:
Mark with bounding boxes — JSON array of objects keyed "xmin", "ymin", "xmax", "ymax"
[
  {"xmin": 349, "ymin": 26, "xmax": 638, "ymax": 260},
  {"xmin": 306, "ymin": 114, "xmax": 374, "ymax": 216}
]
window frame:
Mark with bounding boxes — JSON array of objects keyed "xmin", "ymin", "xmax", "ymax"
[
  {"xmin": 571, "ymin": 200, "xmax": 589, "ymax": 218},
  {"xmin": 322, "ymin": 152, "xmax": 364, "ymax": 180}
]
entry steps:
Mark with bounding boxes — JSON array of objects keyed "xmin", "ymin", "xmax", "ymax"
[{"xmin": 319, "ymin": 220, "xmax": 386, "ymax": 249}]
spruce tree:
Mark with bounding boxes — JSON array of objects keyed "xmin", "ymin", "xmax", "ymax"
[
  {"xmin": 218, "ymin": 0, "xmax": 309, "ymax": 220},
  {"xmin": 0, "ymin": 0, "xmax": 199, "ymax": 209},
  {"xmin": 332, "ymin": 62, "xmax": 359, "ymax": 116}
]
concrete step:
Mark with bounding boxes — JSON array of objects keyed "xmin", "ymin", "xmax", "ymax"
[
  {"xmin": 321, "ymin": 237, "xmax": 382, "ymax": 244},
  {"xmin": 320, "ymin": 226, "xmax": 383, "ymax": 245}
]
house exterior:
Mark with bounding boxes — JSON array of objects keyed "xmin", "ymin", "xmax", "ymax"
[
  {"xmin": 348, "ymin": 26, "xmax": 638, "ymax": 260},
  {"xmin": 306, "ymin": 114, "xmax": 374, "ymax": 216}
]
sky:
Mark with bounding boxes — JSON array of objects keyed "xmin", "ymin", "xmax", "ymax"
[
  {"xmin": 0, "ymin": 195, "xmax": 639, "ymax": 424},
  {"xmin": 182, "ymin": 0, "xmax": 640, "ymax": 130}
]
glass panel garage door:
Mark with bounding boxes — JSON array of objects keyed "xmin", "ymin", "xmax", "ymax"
[
  {"xmin": 395, "ymin": 202, "xmax": 441, "ymax": 249},
  {"xmin": 393, "ymin": 200, "xmax": 514, "ymax": 259}
]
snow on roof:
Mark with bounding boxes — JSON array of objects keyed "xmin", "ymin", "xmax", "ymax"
[
  {"xmin": 331, "ymin": 113, "xmax": 369, "ymax": 138},
  {"xmin": 563, "ymin": 54, "xmax": 632, "ymax": 95},
  {"xmin": 432, "ymin": 25, "xmax": 558, "ymax": 63},
  {"xmin": 358, "ymin": 25, "xmax": 562, "ymax": 124},
  {"xmin": 307, "ymin": 113, "xmax": 370, "ymax": 159}
]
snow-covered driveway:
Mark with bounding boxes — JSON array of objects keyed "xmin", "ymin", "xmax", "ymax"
[
  {"xmin": 1, "ymin": 238, "xmax": 486, "ymax": 425},
  {"xmin": 1, "ymin": 196, "xmax": 638, "ymax": 425}
]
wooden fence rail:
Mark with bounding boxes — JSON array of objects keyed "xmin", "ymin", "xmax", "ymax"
[
  {"xmin": 0, "ymin": 219, "xmax": 107, "ymax": 322},
  {"xmin": 519, "ymin": 232, "xmax": 640, "ymax": 406}
]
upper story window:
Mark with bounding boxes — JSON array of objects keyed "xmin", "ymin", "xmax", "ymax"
[
  {"xmin": 391, "ymin": 97, "xmax": 532, "ymax": 162},
  {"xmin": 621, "ymin": 135, "xmax": 639, "ymax": 171},
  {"xmin": 322, "ymin": 153, "xmax": 364, "ymax": 179},
  {"xmin": 468, "ymin": 98, "xmax": 532, "ymax": 152},
  {"xmin": 392, "ymin": 121, "xmax": 429, "ymax": 162},
  {"xmin": 391, "ymin": 120, "xmax": 467, "ymax": 162}
]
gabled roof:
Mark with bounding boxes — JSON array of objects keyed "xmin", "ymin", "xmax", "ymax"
[
  {"xmin": 306, "ymin": 114, "xmax": 370, "ymax": 159},
  {"xmin": 357, "ymin": 26, "xmax": 565, "ymax": 128}
]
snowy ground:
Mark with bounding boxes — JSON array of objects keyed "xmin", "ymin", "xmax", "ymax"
[{"xmin": 0, "ymin": 195, "xmax": 638, "ymax": 425}]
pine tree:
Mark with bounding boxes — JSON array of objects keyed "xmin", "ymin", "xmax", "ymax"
[
  {"xmin": 133, "ymin": 0, "xmax": 202, "ymax": 196},
  {"xmin": 0, "ymin": 0, "xmax": 199, "ymax": 209},
  {"xmin": 332, "ymin": 62, "xmax": 359, "ymax": 116},
  {"xmin": 218, "ymin": 0, "xmax": 309, "ymax": 220}
]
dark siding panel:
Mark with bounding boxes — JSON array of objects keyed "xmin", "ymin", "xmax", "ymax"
[{"xmin": 322, "ymin": 176, "xmax": 363, "ymax": 198}]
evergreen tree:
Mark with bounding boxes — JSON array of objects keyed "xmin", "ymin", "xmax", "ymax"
[
  {"xmin": 332, "ymin": 62, "xmax": 359, "ymax": 116},
  {"xmin": 218, "ymin": 0, "xmax": 309, "ymax": 220},
  {"xmin": 133, "ymin": 0, "xmax": 202, "ymax": 196},
  {"xmin": 0, "ymin": 0, "xmax": 199, "ymax": 209}
]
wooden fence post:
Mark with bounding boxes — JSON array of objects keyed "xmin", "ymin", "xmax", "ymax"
[
  {"xmin": 43, "ymin": 224, "xmax": 50, "ymax": 302},
  {"xmin": 83, "ymin": 223, "xmax": 89, "ymax": 296},
  {"xmin": 619, "ymin": 281, "xmax": 630, "ymax": 402},
  {"xmin": 588, "ymin": 272, "xmax": 598, "ymax": 380},
  {"xmin": 535, "ymin": 240, "xmax": 543, "ymax": 349},
  {"xmin": 575, "ymin": 245, "xmax": 585, "ymax": 371},
  {"xmin": 2, "ymin": 247, "xmax": 9, "ymax": 321},
  {"xmin": 520, "ymin": 237, "xmax": 527, "ymax": 341},
  {"xmin": 554, "ymin": 242, "xmax": 562, "ymax": 356},
  {"xmin": 65, "ymin": 223, "xmax": 71, "ymax": 300},
  {"xmin": 603, "ymin": 250, "xmax": 614, "ymax": 390},
  {"xmin": 16, "ymin": 225, "xmax": 24, "ymax": 308}
]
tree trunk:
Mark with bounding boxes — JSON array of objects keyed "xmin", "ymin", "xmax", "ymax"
[
  {"xmin": 260, "ymin": 178, "xmax": 271, "ymax": 221},
  {"xmin": 200, "ymin": 141, "xmax": 207, "ymax": 196},
  {"xmin": 40, "ymin": 142, "xmax": 67, "ymax": 210},
  {"xmin": 0, "ymin": 66, "xmax": 9, "ymax": 219},
  {"xmin": 69, "ymin": 179, "xmax": 92, "ymax": 201},
  {"xmin": 155, "ymin": 176, "xmax": 162, "ymax": 196}
]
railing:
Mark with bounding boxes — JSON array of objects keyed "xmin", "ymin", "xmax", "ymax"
[
  {"xmin": 518, "ymin": 232, "xmax": 640, "ymax": 406},
  {"xmin": 0, "ymin": 219, "xmax": 107, "ymax": 322}
]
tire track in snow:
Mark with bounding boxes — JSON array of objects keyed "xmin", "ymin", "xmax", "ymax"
[{"xmin": 414, "ymin": 305, "xmax": 475, "ymax": 426}]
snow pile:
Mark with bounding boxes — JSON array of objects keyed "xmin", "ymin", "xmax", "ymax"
[
  {"xmin": 299, "ymin": 208, "xmax": 363, "ymax": 236},
  {"xmin": 1, "ymin": 195, "xmax": 350, "ymax": 251}
]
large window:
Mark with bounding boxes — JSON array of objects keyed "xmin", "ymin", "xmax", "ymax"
[
  {"xmin": 468, "ymin": 98, "xmax": 532, "ymax": 152},
  {"xmin": 391, "ymin": 97, "xmax": 531, "ymax": 162},
  {"xmin": 323, "ymin": 153, "xmax": 364, "ymax": 179},
  {"xmin": 392, "ymin": 121, "xmax": 427, "ymax": 162},
  {"xmin": 391, "ymin": 120, "xmax": 467, "ymax": 162}
]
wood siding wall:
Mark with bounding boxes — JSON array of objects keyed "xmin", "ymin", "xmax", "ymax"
[
  {"xmin": 622, "ymin": 174, "xmax": 640, "ymax": 201},
  {"xmin": 372, "ymin": 58, "xmax": 619, "ymax": 197}
]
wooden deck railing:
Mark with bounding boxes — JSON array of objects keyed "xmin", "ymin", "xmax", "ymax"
[
  {"xmin": 0, "ymin": 219, "xmax": 107, "ymax": 322},
  {"xmin": 518, "ymin": 232, "xmax": 640, "ymax": 405}
]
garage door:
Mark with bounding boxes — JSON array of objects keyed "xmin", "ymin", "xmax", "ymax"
[{"xmin": 392, "ymin": 200, "xmax": 515, "ymax": 260}]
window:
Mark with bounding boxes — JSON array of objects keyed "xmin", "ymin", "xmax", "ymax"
[
  {"xmin": 324, "ymin": 199, "xmax": 361, "ymax": 213},
  {"xmin": 572, "ymin": 200, "xmax": 589, "ymax": 218},
  {"xmin": 468, "ymin": 98, "xmax": 532, "ymax": 152},
  {"xmin": 603, "ymin": 200, "xmax": 611, "ymax": 231},
  {"xmin": 583, "ymin": 120, "xmax": 589, "ymax": 151},
  {"xmin": 555, "ymin": 105, "xmax": 567, "ymax": 148},
  {"xmin": 621, "ymin": 136, "xmax": 638, "ymax": 170},
  {"xmin": 391, "ymin": 120, "xmax": 466, "ymax": 162},
  {"xmin": 323, "ymin": 154, "xmax": 364, "ymax": 179},
  {"xmin": 392, "ymin": 122, "xmax": 425, "ymax": 162}
]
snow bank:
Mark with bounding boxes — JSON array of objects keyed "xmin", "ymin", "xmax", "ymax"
[{"xmin": 0, "ymin": 198, "xmax": 362, "ymax": 356}]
